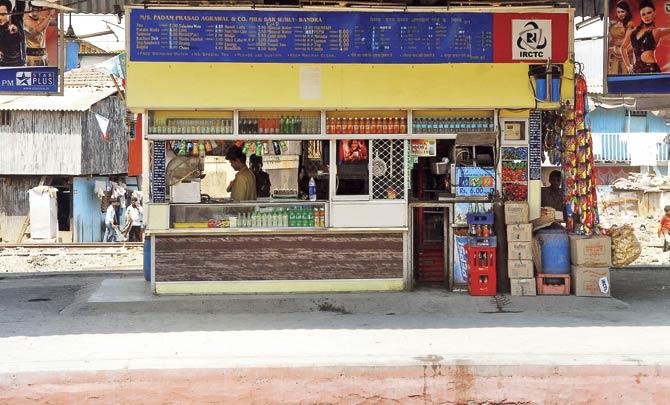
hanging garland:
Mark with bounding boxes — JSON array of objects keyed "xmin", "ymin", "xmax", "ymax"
[{"xmin": 562, "ymin": 73, "xmax": 599, "ymax": 234}]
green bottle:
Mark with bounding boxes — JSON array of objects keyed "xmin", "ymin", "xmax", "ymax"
[{"xmin": 288, "ymin": 116, "xmax": 294, "ymax": 134}]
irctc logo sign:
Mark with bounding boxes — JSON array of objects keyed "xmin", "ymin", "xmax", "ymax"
[{"xmin": 512, "ymin": 20, "xmax": 552, "ymax": 60}]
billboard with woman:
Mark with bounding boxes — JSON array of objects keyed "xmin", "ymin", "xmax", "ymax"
[{"xmin": 607, "ymin": 0, "xmax": 670, "ymax": 92}]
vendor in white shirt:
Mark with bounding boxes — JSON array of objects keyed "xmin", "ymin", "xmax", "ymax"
[{"xmin": 124, "ymin": 197, "xmax": 144, "ymax": 242}]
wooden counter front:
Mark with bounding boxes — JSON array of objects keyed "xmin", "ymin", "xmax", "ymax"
[{"xmin": 154, "ymin": 232, "xmax": 404, "ymax": 282}]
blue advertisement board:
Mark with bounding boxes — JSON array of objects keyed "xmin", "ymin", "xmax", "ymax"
[
  {"xmin": 453, "ymin": 236, "xmax": 469, "ymax": 284},
  {"xmin": 455, "ymin": 166, "xmax": 495, "ymax": 197},
  {"xmin": 130, "ymin": 9, "xmax": 493, "ymax": 64},
  {"xmin": 0, "ymin": 67, "xmax": 59, "ymax": 93}
]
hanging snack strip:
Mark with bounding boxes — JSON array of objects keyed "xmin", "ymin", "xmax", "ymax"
[
  {"xmin": 168, "ymin": 140, "xmax": 217, "ymax": 157},
  {"xmin": 562, "ymin": 73, "xmax": 598, "ymax": 234}
]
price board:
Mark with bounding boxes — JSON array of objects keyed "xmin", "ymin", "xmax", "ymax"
[
  {"xmin": 529, "ymin": 110, "xmax": 542, "ymax": 181},
  {"xmin": 130, "ymin": 9, "xmax": 493, "ymax": 64},
  {"xmin": 151, "ymin": 141, "xmax": 166, "ymax": 203}
]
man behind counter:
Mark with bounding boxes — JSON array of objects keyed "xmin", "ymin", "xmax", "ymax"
[
  {"xmin": 541, "ymin": 170, "xmax": 565, "ymax": 213},
  {"xmin": 225, "ymin": 146, "xmax": 257, "ymax": 201},
  {"xmin": 249, "ymin": 154, "xmax": 271, "ymax": 198}
]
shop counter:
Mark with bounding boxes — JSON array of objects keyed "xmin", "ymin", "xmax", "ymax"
[{"xmin": 146, "ymin": 202, "xmax": 408, "ymax": 294}]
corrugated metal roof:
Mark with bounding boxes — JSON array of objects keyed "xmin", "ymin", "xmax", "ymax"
[
  {"xmin": 0, "ymin": 65, "xmax": 120, "ymax": 112},
  {"xmin": 0, "ymin": 85, "xmax": 118, "ymax": 112},
  {"xmin": 65, "ymin": 66, "xmax": 119, "ymax": 88},
  {"xmin": 77, "ymin": 1, "xmax": 584, "ymax": 15},
  {"xmin": 592, "ymin": 133, "xmax": 670, "ymax": 163},
  {"xmin": 70, "ymin": 1, "xmax": 127, "ymax": 14}
]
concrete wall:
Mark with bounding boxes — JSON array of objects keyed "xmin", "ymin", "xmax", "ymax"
[{"xmin": 2, "ymin": 365, "xmax": 669, "ymax": 403}]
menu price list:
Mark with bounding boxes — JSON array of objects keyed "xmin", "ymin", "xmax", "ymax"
[
  {"xmin": 131, "ymin": 9, "xmax": 493, "ymax": 64},
  {"xmin": 152, "ymin": 141, "xmax": 166, "ymax": 203},
  {"xmin": 528, "ymin": 110, "xmax": 542, "ymax": 181}
]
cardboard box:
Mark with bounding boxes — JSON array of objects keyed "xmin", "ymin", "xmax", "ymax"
[
  {"xmin": 508, "ymin": 259, "xmax": 534, "ymax": 278},
  {"xmin": 507, "ymin": 224, "xmax": 532, "ymax": 242},
  {"xmin": 571, "ymin": 266, "xmax": 611, "ymax": 297},
  {"xmin": 569, "ymin": 235, "xmax": 612, "ymax": 267},
  {"xmin": 510, "ymin": 278, "xmax": 537, "ymax": 296},
  {"xmin": 504, "ymin": 202, "xmax": 529, "ymax": 225},
  {"xmin": 508, "ymin": 241, "xmax": 533, "ymax": 261}
]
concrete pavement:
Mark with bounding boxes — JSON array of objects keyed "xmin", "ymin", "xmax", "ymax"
[{"xmin": 0, "ymin": 269, "xmax": 669, "ymax": 403}]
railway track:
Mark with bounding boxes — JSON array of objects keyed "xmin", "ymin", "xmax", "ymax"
[{"xmin": 0, "ymin": 243, "xmax": 143, "ymax": 249}]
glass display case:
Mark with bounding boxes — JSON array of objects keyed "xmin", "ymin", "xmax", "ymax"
[{"xmin": 169, "ymin": 201, "xmax": 328, "ymax": 229}]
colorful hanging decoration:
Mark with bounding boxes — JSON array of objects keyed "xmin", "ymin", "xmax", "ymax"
[{"xmin": 561, "ymin": 73, "xmax": 599, "ymax": 235}]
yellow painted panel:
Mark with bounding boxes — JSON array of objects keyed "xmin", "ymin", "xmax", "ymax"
[
  {"xmin": 173, "ymin": 222, "xmax": 209, "ymax": 228},
  {"xmin": 499, "ymin": 109, "xmax": 530, "ymax": 118},
  {"xmin": 155, "ymin": 279, "xmax": 405, "ymax": 295},
  {"xmin": 528, "ymin": 180, "xmax": 542, "ymax": 220},
  {"xmin": 127, "ymin": 62, "xmax": 574, "ymax": 110},
  {"xmin": 152, "ymin": 110, "xmax": 234, "ymax": 121},
  {"xmin": 413, "ymin": 109, "xmax": 493, "ymax": 118}
]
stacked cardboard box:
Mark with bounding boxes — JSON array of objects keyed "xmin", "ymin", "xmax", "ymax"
[
  {"xmin": 569, "ymin": 235, "xmax": 612, "ymax": 297},
  {"xmin": 505, "ymin": 202, "xmax": 535, "ymax": 296}
]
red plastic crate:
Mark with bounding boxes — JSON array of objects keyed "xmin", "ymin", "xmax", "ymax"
[
  {"xmin": 467, "ymin": 246, "xmax": 497, "ymax": 296},
  {"xmin": 536, "ymin": 273, "xmax": 570, "ymax": 295}
]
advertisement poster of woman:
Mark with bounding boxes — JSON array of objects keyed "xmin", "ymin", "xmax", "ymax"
[
  {"xmin": 611, "ymin": 0, "xmax": 670, "ymax": 74},
  {"xmin": 608, "ymin": 1, "xmax": 635, "ymax": 74}
]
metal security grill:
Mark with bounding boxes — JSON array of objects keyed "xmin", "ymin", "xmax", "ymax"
[{"xmin": 372, "ymin": 139, "xmax": 406, "ymax": 200}]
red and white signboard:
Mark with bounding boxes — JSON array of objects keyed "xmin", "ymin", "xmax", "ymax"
[
  {"xmin": 493, "ymin": 13, "xmax": 569, "ymax": 63},
  {"xmin": 511, "ymin": 19, "xmax": 553, "ymax": 60}
]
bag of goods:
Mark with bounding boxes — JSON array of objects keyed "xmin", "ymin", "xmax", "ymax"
[{"xmin": 607, "ymin": 225, "xmax": 641, "ymax": 268}]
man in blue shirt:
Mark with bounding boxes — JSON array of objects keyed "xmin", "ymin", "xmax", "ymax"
[{"xmin": 103, "ymin": 199, "xmax": 120, "ymax": 242}]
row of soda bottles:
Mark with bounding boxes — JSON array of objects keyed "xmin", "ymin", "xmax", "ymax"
[
  {"xmin": 237, "ymin": 207, "xmax": 326, "ymax": 228},
  {"xmin": 149, "ymin": 119, "xmax": 234, "ymax": 135},
  {"xmin": 153, "ymin": 116, "xmax": 492, "ymax": 136},
  {"xmin": 326, "ymin": 117, "xmax": 406, "ymax": 134},
  {"xmin": 412, "ymin": 117, "xmax": 494, "ymax": 134},
  {"xmin": 239, "ymin": 116, "xmax": 320, "ymax": 135}
]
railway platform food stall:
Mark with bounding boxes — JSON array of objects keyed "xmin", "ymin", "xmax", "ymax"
[{"xmin": 127, "ymin": 5, "xmax": 574, "ymax": 294}]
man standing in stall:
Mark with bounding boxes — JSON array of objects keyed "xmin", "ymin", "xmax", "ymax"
[
  {"xmin": 249, "ymin": 154, "xmax": 271, "ymax": 198},
  {"xmin": 225, "ymin": 146, "xmax": 257, "ymax": 202},
  {"xmin": 541, "ymin": 170, "xmax": 564, "ymax": 213}
]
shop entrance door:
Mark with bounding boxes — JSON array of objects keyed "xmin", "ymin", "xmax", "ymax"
[{"xmin": 413, "ymin": 206, "xmax": 449, "ymax": 285}]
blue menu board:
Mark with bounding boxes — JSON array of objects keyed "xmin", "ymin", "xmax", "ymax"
[
  {"xmin": 528, "ymin": 110, "xmax": 542, "ymax": 181},
  {"xmin": 151, "ymin": 141, "xmax": 166, "ymax": 203},
  {"xmin": 130, "ymin": 9, "xmax": 493, "ymax": 64}
]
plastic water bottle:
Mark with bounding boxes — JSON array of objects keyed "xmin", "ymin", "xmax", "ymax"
[{"xmin": 308, "ymin": 177, "xmax": 317, "ymax": 201}]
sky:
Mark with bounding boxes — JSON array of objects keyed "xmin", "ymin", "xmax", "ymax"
[{"xmin": 67, "ymin": 14, "xmax": 125, "ymax": 52}]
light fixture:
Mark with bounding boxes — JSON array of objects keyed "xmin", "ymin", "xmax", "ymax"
[{"xmin": 576, "ymin": 14, "xmax": 604, "ymax": 30}]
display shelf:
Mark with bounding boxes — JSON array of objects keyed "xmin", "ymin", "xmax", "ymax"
[
  {"xmin": 169, "ymin": 201, "xmax": 328, "ymax": 230},
  {"xmin": 147, "ymin": 133, "xmax": 236, "ymax": 140},
  {"xmin": 148, "ymin": 133, "xmax": 455, "ymax": 140}
]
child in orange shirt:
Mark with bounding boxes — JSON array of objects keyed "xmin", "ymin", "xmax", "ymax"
[{"xmin": 658, "ymin": 205, "xmax": 670, "ymax": 252}]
